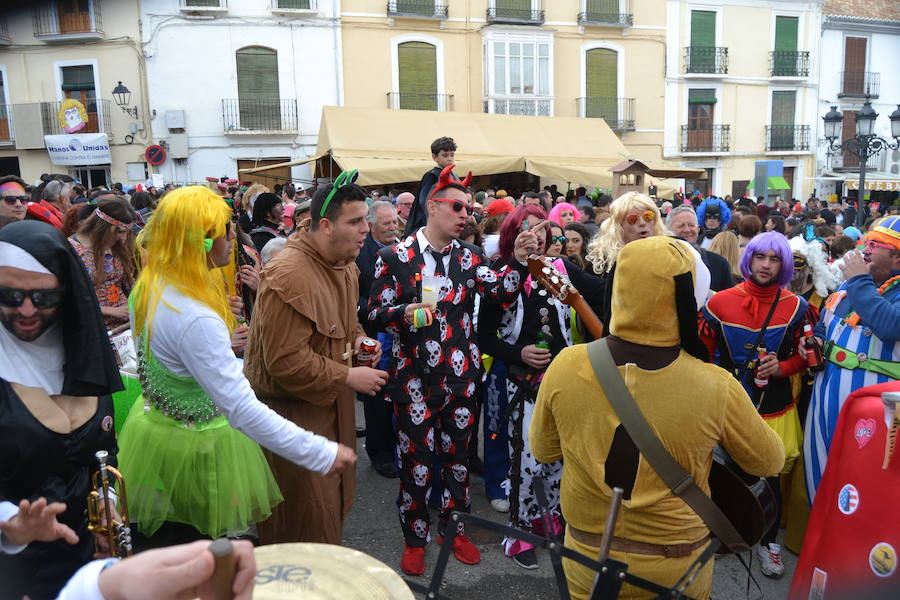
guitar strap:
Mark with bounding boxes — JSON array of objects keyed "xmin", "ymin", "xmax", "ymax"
[{"xmin": 586, "ymin": 339, "xmax": 749, "ymax": 553}]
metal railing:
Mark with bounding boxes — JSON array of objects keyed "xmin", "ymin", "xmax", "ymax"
[
  {"xmin": 387, "ymin": 93, "xmax": 453, "ymax": 111},
  {"xmin": 683, "ymin": 46, "xmax": 728, "ymax": 75},
  {"xmin": 41, "ymin": 99, "xmax": 111, "ymax": 135},
  {"xmin": 222, "ymin": 98, "xmax": 299, "ymax": 132},
  {"xmin": 681, "ymin": 124, "xmax": 730, "ymax": 153},
  {"xmin": 769, "ymin": 51, "xmax": 809, "ymax": 77},
  {"xmin": 766, "ymin": 125, "xmax": 810, "ymax": 151},
  {"xmin": 33, "ymin": 1, "xmax": 103, "ymax": 38},
  {"xmin": 577, "ymin": 1, "xmax": 632, "ymax": 26},
  {"xmin": 0, "ymin": 105, "xmax": 12, "ymax": 142},
  {"xmin": 576, "ymin": 97, "xmax": 635, "ymax": 131},
  {"xmin": 271, "ymin": 0, "xmax": 315, "ymax": 9},
  {"xmin": 387, "ymin": 0, "xmax": 448, "ymax": 18},
  {"xmin": 0, "ymin": 19, "xmax": 10, "ymax": 43},
  {"xmin": 487, "ymin": 2, "xmax": 544, "ymax": 24},
  {"xmin": 179, "ymin": 0, "xmax": 228, "ymax": 9},
  {"xmin": 839, "ymin": 71, "xmax": 880, "ymax": 98},
  {"xmin": 483, "ymin": 96, "xmax": 553, "ymax": 117}
]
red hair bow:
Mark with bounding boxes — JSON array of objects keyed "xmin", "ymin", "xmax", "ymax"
[{"xmin": 428, "ymin": 163, "xmax": 472, "ymax": 201}]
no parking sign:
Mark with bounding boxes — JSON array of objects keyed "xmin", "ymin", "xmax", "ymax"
[{"xmin": 145, "ymin": 144, "xmax": 167, "ymax": 166}]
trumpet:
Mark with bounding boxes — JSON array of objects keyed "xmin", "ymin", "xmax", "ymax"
[{"xmin": 86, "ymin": 450, "xmax": 132, "ymax": 558}]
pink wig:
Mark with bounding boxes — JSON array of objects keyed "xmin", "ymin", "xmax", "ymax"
[
  {"xmin": 548, "ymin": 202, "xmax": 578, "ymax": 225},
  {"xmin": 498, "ymin": 204, "xmax": 550, "ymax": 259}
]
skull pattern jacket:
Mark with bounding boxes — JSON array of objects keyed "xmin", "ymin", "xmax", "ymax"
[{"xmin": 366, "ymin": 234, "xmax": 528, "ymax": 403}]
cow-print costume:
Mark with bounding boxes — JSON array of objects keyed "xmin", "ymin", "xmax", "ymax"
[
  {"xmin": 367, "ymin": 231, "xmax": 527, "ymax": 547},
  {"xmin": 478, "ymin": 257, "xmax": 572, "ymax": 556}
]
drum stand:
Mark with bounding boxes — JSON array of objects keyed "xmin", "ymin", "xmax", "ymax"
[{"xmin": 404, "ymin": 477, "xmax": 719, "ymax": 600}]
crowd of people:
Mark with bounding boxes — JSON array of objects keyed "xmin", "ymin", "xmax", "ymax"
[{"xmin": 0, "ymin": 134, "xmax": 898, "ymax": 600}]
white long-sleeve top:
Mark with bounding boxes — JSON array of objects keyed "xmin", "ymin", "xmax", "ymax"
[{"xmin": 143, "ymin": 286, "xmax": 337, "ymax": 474}]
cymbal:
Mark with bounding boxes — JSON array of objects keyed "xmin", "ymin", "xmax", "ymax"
[{"xmin": 253, "ymin": 543, "xmax": 414, "ymax": 600}]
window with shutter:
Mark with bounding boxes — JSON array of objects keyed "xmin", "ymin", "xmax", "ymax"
[
  {"xmin": 60, "ymin": 65, "xmax": 99, "ymax": 133},
  {"xmin": 587, "ymin": 0, "xmax": 620, "ymax": 20},
  {"xmin": 236, "ymin": 47, "xmax": 280, "ymax": 129},
  {"xmin": 185, "ymin": 0, "xmax": 222, "ymax": 6},
  {"xmin": 57, "ymin": 0, "xmax": 91, "ymax": 33},
  {"xmin": 687, "ymin": 89, "xmax": 715, "ymax": 151},
  {"xmin": 690, "ymin": 11, "xmax": 716, "ymax": 72},
  {"xmin": 398, "ymin": 42, "xmax": 438, "ymax": 110},
  {"xmin": 770, "ymin": 91, "xmax": 796, "ymax": 149},
  {"xmin": 277, "ymin": 0, "xmax": 311, "ymax": 8},
  {"xmin": 842, "ymin": 37, "xmax": 867, "ymax": 95},
  {"xmin": 774, "ymin": 16, "xmax": 798, "ymax": 76},
  {"xmin": 495, "ymin": 0, "xmax": 530, "ymax": 19},
  {"xmin": 585, "ymin": 49, "xmax": 617, "ymax": 121}
]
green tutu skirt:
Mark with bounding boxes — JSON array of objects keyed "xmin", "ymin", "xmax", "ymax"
[{"xmin": 117, "ymin": 397, "xmax": 283, "ymax": 538}]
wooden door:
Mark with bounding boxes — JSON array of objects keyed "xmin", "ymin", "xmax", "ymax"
[
  {"xmin": 57, "ymin": 0, "xmax": 91, "ymax": 34},
  {"xmin": 841, "ymin": 110, "xmax": 859, "ymax": 167},
  {"xmin": 687, "ymin": 89, "xmax": 715, "ymax": 151},
  {"xmin": 783, "ymin": 167, "xmax": 795, "ymax": 200},
  {"xmin": 237, "ymin": 159, "xmax": 291, "ymax": 189},
  {"xmin": 843, "ymin": 37, "xmax": 867, "ymax": 95}
]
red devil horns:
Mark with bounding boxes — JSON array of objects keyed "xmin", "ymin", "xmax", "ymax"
[{"xmin": 432, "ymin": 163, "xmax": 473, "ymax": 198}]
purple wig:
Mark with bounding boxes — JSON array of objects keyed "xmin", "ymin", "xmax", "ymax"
[{"xmin": 739, "ymin": 231, "xmax": 794, "ymax": 288}]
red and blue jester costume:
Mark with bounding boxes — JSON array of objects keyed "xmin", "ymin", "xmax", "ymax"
[{"xmin": 366, "ymin": 231, "xmax": 527, "ymax": 548}]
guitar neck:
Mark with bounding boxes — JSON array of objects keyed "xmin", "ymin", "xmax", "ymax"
[{"xmin": 569, "ymin": 294, "xmax": 604, "ymax": 340}]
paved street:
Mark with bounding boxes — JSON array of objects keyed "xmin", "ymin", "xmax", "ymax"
[{"xmin": 343, "ymin": 401, "xmax": 795, "ymax": 599}]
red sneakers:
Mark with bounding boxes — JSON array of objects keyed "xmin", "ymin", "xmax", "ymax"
[
  {"xmin": 438, "ymin": 534, "xmax": 482, "ymax": 565},
  {"xmin": 401, "ymin": 545, "xmax": 426, "ymax": 576}
]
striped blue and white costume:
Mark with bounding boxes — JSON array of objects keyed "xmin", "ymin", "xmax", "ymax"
[{"xmin": 804, "ymin": 269, "xmax": 900, "ymax": 502}]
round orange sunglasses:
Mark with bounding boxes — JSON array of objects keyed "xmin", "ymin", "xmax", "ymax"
[{"xmin": 625, "ymin": 210, "xmax": 656, "ymax": 225}]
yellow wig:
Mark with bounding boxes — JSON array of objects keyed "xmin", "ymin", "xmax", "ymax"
[
  {"xmin": 132, "ymin": 186, "xmax": 235, "ymax": 339},
  {"xmin": 585, "ymin": 191, "xmax": 666, "ymax": 274}
]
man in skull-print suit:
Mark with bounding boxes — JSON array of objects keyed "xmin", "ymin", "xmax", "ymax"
[{"xmin": 366, "ymin": 165, "xmax": 547, "ymax": 576}]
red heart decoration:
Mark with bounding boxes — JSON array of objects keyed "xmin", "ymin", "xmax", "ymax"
[{"xmin": 854, "ymin": 418, "xmax": 876, "ymax": 448}]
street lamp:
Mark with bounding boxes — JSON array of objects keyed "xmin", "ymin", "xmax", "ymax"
[
  {"xmin": 112, "ymin": 81, "xmax": 138, "ymax": 119},
  {"xmin": 822, "ymin": 97, "xmax": 900, "ymax": 228}
]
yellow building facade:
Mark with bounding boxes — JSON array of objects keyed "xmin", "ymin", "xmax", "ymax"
[
  {"xmin": 0, "ymin": 0, "xmax": 150, "ymax": 187},
  {"xmin": 664, "ymin": 0, "xmax": 824, "ymax": 200},
  {"xmin": 339, "ymin": 0, "xmax": 668, "ymax": 188}
]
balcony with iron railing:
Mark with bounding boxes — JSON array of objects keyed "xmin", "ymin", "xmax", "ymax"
[
  {"xmin": 577, "ymin": 0, "xmax": 632, "ymax": 26},
  {"xmin": 32, "ymin": 2, "xmax": 103, "ymax": 41},
  {"xmin": 270, "ymin": 0, "xmax": 316, "ymax": 11},
  {"xmin": 483, "ymin": 96, "xmax": 553, "ymax": 117},
  {"xmin": 387, "ymin": 0, "xmax": 448, "ymax": 18},
  {"xmin": 222, "ymin": 99, "xmax": 299, "ymax": 133},
  {"xmin": 576, "ymin": 97, "xmax": 635, "ymax": 131},
  {"xmin": 683, "ymin": 47, "xmax": 728, "ymax": 75},
  {"xmin": 769, "ymin": 51, "xmax": 810, "ymax": 77},
  {"xmin": 40, "ymin": 99, "xmax": 112, "ymax": 137},
  {"xmin": 0, "ymin": 106, "xmax": 13, "ymax": 143},
  {"xmin": 765, "ymin": 125, "xmax": 810, "ymax": 152},
  {"xmin": 839, "ymin": 71, "xmax": 880, "ymax": 98},
  {"xmin": 681, "ymin": 124, "xmax": 730, "ymax": 153},
  {"xmin": 387, "ymin": 93, "xmax": 453, "ymax": 111},
  {"xmin": 0, "ymin": 19, "xmax": 11, "ymax": 45},
  {"xmin": 487, "ymin": 2, "xmax": 544, "ymax": 25}
]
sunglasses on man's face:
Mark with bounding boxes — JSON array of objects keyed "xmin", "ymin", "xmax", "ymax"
[
  {"xmin": 1, "ymin": 195, "xmax": 29, "ymax": 205},
  {"xmin": 433, "ymin": 198, "xmax": 473, "ymax": 216},
  {"xmin": 0, "ymin": 286, "xmax": 66, "ymax": 309},
  {"xmin": 625, "ymin": 210, "xmax": 656, "ymax": 225}
]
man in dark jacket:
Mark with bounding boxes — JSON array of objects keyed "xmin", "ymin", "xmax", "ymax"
[
  {"xmin": 667, "ymin": 205, "xmax": 735, "ymax": 292},
  {"xmin": 356, "ymin": 201, "xmax": 399, "ymax": 478},
  {"xmin": 404, "ymin": 136, "xmax": 460, "ymax": 236}
]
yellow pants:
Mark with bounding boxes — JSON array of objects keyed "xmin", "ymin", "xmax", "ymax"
[{"xmin": 563, "ymin": 528, "xmax": 713, "ymax": 600}]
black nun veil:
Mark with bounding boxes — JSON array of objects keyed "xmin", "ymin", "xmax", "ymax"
[{"xmin": 0, "ymin": 221, "xmax": 122, "ymax": 396}]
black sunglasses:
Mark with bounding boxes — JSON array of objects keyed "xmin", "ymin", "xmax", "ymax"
[
  {"xmin": 0, "ymin": 286, "xmax": 66, "ymax": 309},
  {"xmin": 2, "ymin": 195, "xmax": 29, "ymax": 205},
  {"xmin": 433, "ymin": 198, "xmax": 473, "ymax": 216}
]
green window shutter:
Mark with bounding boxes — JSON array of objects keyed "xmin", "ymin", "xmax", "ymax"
[
  {"xmin": 61, "ymin": 65, "xmax": 95, "ymax": 92},
  {"xmin": 587, "ymin": 0, "xmax": 619, "ymax": 16},
  {"xmin": 496, "ymin": 0, "xmax": 529, "ymax": 18},
  {"xmin": 236, "ymin": 47, "xmax": 279, "ymax": 129},
  {"xmin": 277, "ymin": 0, "xmax": 311, "ymax": 7},
  {"xmin": 690, "ymin": 11, "xmax": 715, "ymax": 47},
  {"xmin": 774, "ymin": 17, "xmax": 798, "ymax": 52},
  {"xmin": 185, "ymin": 0, "xmax": 221, "ymax": 6},
  {"xmin": 398, "ymin": 42, "xmax": 438, "ymax": 110},
  {"xmin": 585, "ymin": 49, "xmax": 617, "ymax": 120},
  {"xmin": 770, "ymin": 91, "xmax": 795, "ymax": 125}
]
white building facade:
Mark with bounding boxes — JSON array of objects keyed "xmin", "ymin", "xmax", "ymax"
[
  {"xmin": 141, "ymin": 0, "xmax": 343, "ymax": 187},
  {"xmin": 814, "ymin": 9, "xmax": 900, "ymax": 199}
]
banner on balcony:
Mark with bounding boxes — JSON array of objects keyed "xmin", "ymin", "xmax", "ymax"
[{"xmin": 44, "ymin": 133, "xmax": 111, "ymax": 166}]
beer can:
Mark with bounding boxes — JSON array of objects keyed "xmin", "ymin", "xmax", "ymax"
[{"xmin": 357, "ymin": 337, "xmax": 378, "ymax": 367}]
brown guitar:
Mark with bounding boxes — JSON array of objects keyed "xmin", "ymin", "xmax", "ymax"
[{"xmin": 526, "ymin": 255, "xmax": 777, "ymax": 553}]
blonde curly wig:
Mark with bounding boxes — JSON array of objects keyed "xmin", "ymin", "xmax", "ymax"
[{"xmin": 586, "ymin": 192, "xmax": 666, "ymax": 274}]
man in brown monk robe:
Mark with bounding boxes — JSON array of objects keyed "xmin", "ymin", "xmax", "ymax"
[{"xmin": 244, "ymin": 175, "xmax": 388, "ymax": 545}]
